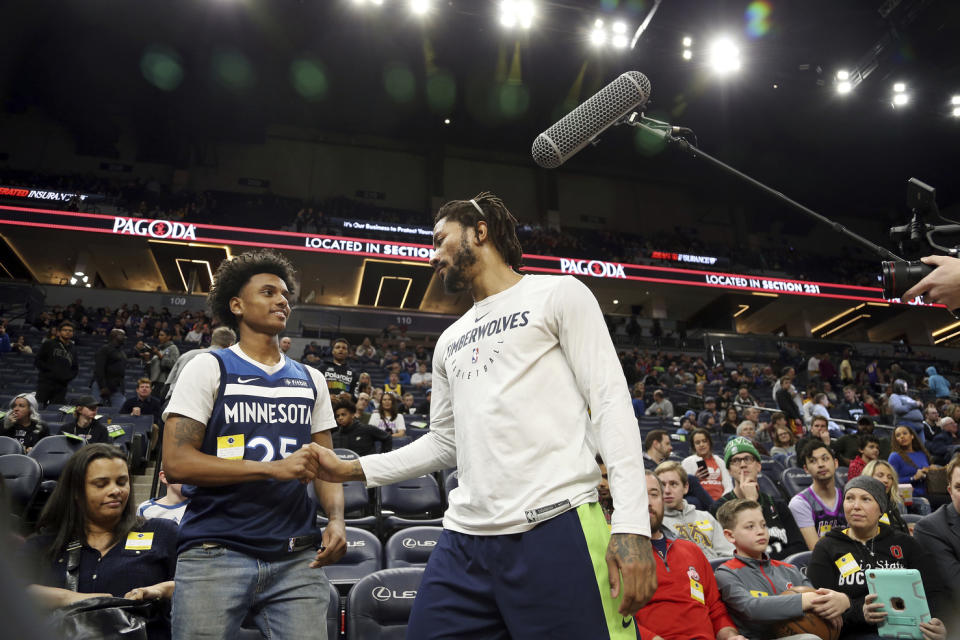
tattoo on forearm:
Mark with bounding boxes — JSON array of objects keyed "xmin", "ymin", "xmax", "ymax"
[
  {"xmin": 610, "ymin": 533, "xmax": 654, "ymax": 563},
  {"xmin": 172, "ymin": 417, "xmax": 205, "ymax": 448},
  {"xmin": 348, "ymin": 460, "xmax": 365, "ymax": 481}
]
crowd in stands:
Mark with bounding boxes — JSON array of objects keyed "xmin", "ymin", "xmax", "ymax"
[
  {"xmin": 3, "ymin": 295, "xmax": 960, "ymax": 638},
  {"xmin": 1, "ymin": 168, "xmax": 883, "ymax": 286}
]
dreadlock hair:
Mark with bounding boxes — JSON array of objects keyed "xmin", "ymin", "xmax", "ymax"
[
  {"xmin": 434, "ymin": 191, "xmax": 524, "ymax": 271},
  {"xmin": 208, "ymin": 250, "xmax": 298, "ymax": 332}
]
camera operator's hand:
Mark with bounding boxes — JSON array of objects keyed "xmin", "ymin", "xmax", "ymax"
[{"xmin": 902, "ymin": 255, "xmax": 960, "ymax": 309}]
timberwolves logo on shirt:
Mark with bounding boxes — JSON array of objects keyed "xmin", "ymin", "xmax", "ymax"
[{"xmin": 445, "ymin": 310, "xmax": 531, "ymax": 381}]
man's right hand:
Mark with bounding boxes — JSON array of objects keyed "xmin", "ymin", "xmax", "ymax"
[
  {"xmin": 739, "ymin": 470, "xmax": 759, "ymax": 501},
  {"xmin": 270, "ymin": 446, "xmax": 321, "ymax": 483}
]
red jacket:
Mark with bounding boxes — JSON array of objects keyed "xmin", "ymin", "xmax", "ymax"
[{"xmin": 634, "ymin": 536, "xmax": 737, "ymax": 640}]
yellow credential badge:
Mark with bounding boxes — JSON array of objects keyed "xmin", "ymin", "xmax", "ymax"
[
  {"xmin": 834, "ymin": 552, "xmax": 860, "ymax": 578},
  {"xmin": 125, "ymin": 532, "xmax": 154, "ymax": 551},
  {"xmin": 217, "ymin": 434, "xmax": 245, "ymax": 460}
]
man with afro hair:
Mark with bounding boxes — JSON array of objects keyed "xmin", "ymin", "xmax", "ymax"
[{"xmin": 163, "ymin": 249, "xmax": 345, "ymax": 639}]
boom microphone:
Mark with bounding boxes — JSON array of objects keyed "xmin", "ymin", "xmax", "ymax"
[{"xmin": 532, "ymin": 71, "xmax": 651, "ymax": 169}]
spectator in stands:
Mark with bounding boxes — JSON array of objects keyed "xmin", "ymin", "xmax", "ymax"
[
  {"xmin": 633, "ymin": 471, "xmax": 745, "ymax": 640},
  {"xmin": 836, "ymin": 385, "xmax": 865, "ymax": 423},
  {"xmin": 120, "ymin": 378, "xmax": 164, "ymax": 429},
  {"xmin": 277, "ymin": 336, "xmax": 292, "ymax": 356},
  {"xmin": 354, "ymin": 337, "xmax": 377, "ymax": 360},
  {"xmin": 712, "ymin": 437, "xmax": 806, "ymax": 559},
  {"xmin": 11, "ymin": 334, "xmax": 33, "ymax": 355},
  {"xmin": 416, "ymin": 388, "xmax": 432, "ymax": 414},
  {"xmin": 839, "ymin": 351, "xmax": 854, "ymax": 385},
  {"xmin": 643, "ymin": 429, "xmax": 672, "ymax": 470},
  {"xmin": 34, "ymin": 320, "xmax": 78, "ymax": 407},
  {"xmin": 889, "ymin": 425, "xmax": 935, "ymax": 499},
  {"xmin": 410, "ymin": 362, "xmax": 431, "ymax": 389},
  {"xmin": 354, "ymin": 371, "xmax": 372, "ymax": 397},
  {"xmin": 370, "ymin": 391, "xmax": 406, "ymax": 437},
  {"xmin": 807, "ymin": 476, "xmax": 948, "ymax": 640},
  {"xmin": 645, "ymin": 389, "xmax": 674, "ymax": 419},
  {"xmin": 369, "ymin": 387, "xmax": 383, "ymax": 411},
  {"xmin": 331, "ymin": 396, "xmax": 392, "ymax": 456},
  {"xmin": 146, "ymin": 328, "xmax": 179, "ymax": 398},
  {"xmin": 731, "ymin": 387, "xmax": 756, "ymax": 412},
  {"xmin": 400, "ymin": 351, "xmax": 418, "ymax": 376},
  {"xmin": 384, "ymin": 370, "xmax": 402, "ymax": 395},
  {"xmin": 401, "ymin": 392, "xmax": 417, "ymax": 415},
  {"xmin": 809, "ymin": 393, "xmax": 842, "ymax": 437},
  {"xmin": 1, "ymin": 393, "xmax": 48, "ymax": 453},
  {"xmin": 656, "ymin": 460, "xmax": 735, "ymax": 559},
  {"xmin": 715, "ymin": 499, "xmax": 849, "ymax": 639},
  {"xmin": 137, "ymin": 466, "xmax": 189, "ymax": 524},
  {"xmin": 807, "ymin": 353, "xmax": 821, "ymax": 383},
  {"xmin": 183, "ymin": 322, "xmax": 204, "ymax": 344},
  {"xmin": 847, "ymin": 434, "xmax": 881, "ymax": 480},
  {"xmin": 698, "ymin": 396, "xmax": 720, "ymax": 429},
  {"xmin": 860, "ymin": 459, "xmax": 912, "ymax": 532},
  {"xmin": 631, "ymin": 382, "xmax": 646, "ymax": 418},
  {"xmin": 921, "ymin": 404, "xmax": 942, "ymax": 443},
  {"xmin": 789, "ymin": 440, "xmax": 846, "ymax": 550},
  {"xmin": 913, "ymin": 454, "xmax": 960, "ymax": 601},
  {"xmin": 24, "ymin": 444, "xmax": 177, "ymax": 634},
  {"xmin": 929, "ymin": 417, "xmax": 960, "ymax": 465},
  {"xmin": 688, "ymin": 380, "xmax": 706, "ymax": 411},
  {"xmin": 831, "ymin": 416, "xmax": 886, "ymax": 467},
  {"xmin": 163, "ymin": 326, "xmax": 236, "ymax": 401},
  {"xmin": 774, "ymin": 375, "xmax": 803, "ymax": 426},
  {"xmin": 681, "ymin": 428, "xmax": 733, "ymax": 502},
  {"xmin": 719, "ymin": 406, "xmax": 740, "ymax": 435},
  {"xmin": 354, "ymin": 392, "xmax": 372, "ymax": 423},
  {"xmin": 735, "ymin": 420, "xmax": 769, "ymax": 457},
  {"xmin": 926, "ymin": 366, "xmax": 951, "ymax": 399},
  {"xmin": 770, "ymin": 422, "xmax": 797, "ymax": 458},
  {"xmin": 62, "ymin": 395, "xmax": 110, "ymax": 445},
  {"xmin": 821, "ymin": 381, "xmax": 838, "ymax": 406},
  {"xmin": 796, "ymin": 416, "xmax": 833, "ymax": 459},
  {"xmin": 94, "ymin": 328, "xmax": 128, "ymax": 407},
  {"xmin": 890, "ymin": 379, "xmax": 925, "ymax": 439},
  {"xmin": 0, "ymin": 322, "xmax": 10, "ymax": 354},
  {"xmin": 321, "ymin": 337, "xmax": 359, "ymax": 398}
]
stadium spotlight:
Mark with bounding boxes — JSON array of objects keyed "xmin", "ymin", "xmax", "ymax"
[
  {"xmin": 952, "ymin": 95, "xmax": 960, "ymax": 105},
  {"xmin": 682, "ymin": 49, "xmax": 693, "ymax": 60},
  {"xmin": 589, "ymin": 19, "xmax": 606, "ymax": 46},
  {"xmin": 682, "ymin": 36, "xmax": 693, "ymax": 47},
  {"xmin": 892, "ymin": 93, "xmax": 909, "ymax": 107},
  {"xmin": 708, "ymin": 37, "xmax": 741, "ymax": 74},
  {"xmin": 893, "ymin": 82, "xmax": 906, "ymax": 93},
  {"xmin": 836, "ymin": 69, "xmax": 849, "ymax": 81},
  {"xmin": 409, "ymin": 0, "xmax": 430, "ymax": 15},
  {"xmin": 443, "ymin": 118, "xmax": 451, "ymax": 124},
  {"xmin": 500, "ymin": 0, "xmax": 534, "ymax": 30},
  {"xmin": 611, "ymin": 21, "xmax": 629, "ymax": 48}
]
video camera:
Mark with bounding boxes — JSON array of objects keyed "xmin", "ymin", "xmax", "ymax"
[{"xmin": 881, "ymin": 178, "xmax": 960, "ymax": 300}]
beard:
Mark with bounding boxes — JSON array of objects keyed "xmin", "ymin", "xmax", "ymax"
[
  {"xmin": 649, "ymin": 508, "xmax": 664, "ymax": 535},
  {"xmin": 440, "ymin": 235, "xmax": 478, "ymax": 294}
]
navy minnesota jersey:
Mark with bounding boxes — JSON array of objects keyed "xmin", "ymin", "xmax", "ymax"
[{"xmin": 178, "ymin": 349, "xmax": 320, "ymax": 559}]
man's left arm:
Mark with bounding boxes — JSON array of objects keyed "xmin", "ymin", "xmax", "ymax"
[
  {"xmin": 310, "ymin": 429, "xmax": 347, "ymax": 568},
  {"xmin": 554, "ymin": 277, "xmax": 655, "ymax": 614}
]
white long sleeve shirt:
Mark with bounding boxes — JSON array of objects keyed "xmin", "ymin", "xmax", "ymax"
[{"xmin": 359, "ymin": 275, "xmax": 650, "ymax": 537}]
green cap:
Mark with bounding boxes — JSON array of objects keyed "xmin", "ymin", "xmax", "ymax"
[{"xmin": 723, "ymin": 436, "xmax": 761, "ymax": 467}]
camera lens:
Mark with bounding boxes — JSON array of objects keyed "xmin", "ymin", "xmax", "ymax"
[{"xmin": 881, "ymin": 260, "xmax": 934, "ymax": 299}]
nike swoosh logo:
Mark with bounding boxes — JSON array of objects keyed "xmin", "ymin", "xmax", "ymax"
[
  {"xmin": 475, "ymin": 312, "xmax": 490, "ymax": 322},
  {"xmin": 621, "ymin": 617, "xmax": 632, "ymax": 628},
  {"xmin": 236, "ymin": 377, "xmax": 259, "ymax": 384}
]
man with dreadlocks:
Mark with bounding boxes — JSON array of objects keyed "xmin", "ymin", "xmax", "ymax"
[
  {"xmin": 311, "ymin": 192, "xmax": 656, "ymax": 638},
  {"xmin": 162, "ymin": 249, "xmax": 345, "ymax": 639}
]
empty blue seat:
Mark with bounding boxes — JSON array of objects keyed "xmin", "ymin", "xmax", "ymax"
[
  {"xmin": 323, "ymin": 527, "xmax": 383, "ymax": 596},
  {"xmin": 347, "ymin": 567, "xmax": 424, "ymax": 640},
  {"xmin": 29, "ymin": 435, "xmax": 84, "ymax": 486},
  {"xmin": 384, "ymin": 527, "xmax": 442, "ymax": 569},
  {"xmin": 0, "ymin": 435, "xmax": 24, "ymax": 456},
  {"xmin": 780, "ymin": 468, "xmax": 812, "ymax": 497},
  {"xmin": 0, "ymin": 454, "xmax": 41, "ymax": 515},
  {"xmin": 783, "ymin": 550, "xmax": 812, "ymax": 575},
  {"xmin": 380, "ymin": 475, "xmax": 444, "ymax": 536},
  {"xmin": 710, "ymin": 556, "xmax": 733, "ymax": 572}
]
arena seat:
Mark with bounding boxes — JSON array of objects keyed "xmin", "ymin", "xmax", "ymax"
[
  {"xmin": 379, "ymin": 475, "xmax": 443, "ymax": 536},
  {"xmin": 761, "ymin": 458, "xmax": 786, "ymax": 482},
  {"xmin": 384, "ymin": 526, "xmax": 442, "ymax": 569},
  {"xmin": 835, "ymin": 466, "xmax": 848, "ymax": 489},
  {"xmin": 317, "ymin": 480, "xmax": 378, "ymax": 530},
  {"xmin": 780, "ymin": 468, "xmax": 813, "ymax": 497},
  {"xmin": 28, "ymin": 435, "xmax": 84, "ymax": 488},
  {"xmin": 757, "ymin": 474, "xmax": 784, "ymax": 501},
  {"xmin": 0, "ymin": 435, "xmax": 24, "ymax": 456},
  {"xmin": 0, "ymin": 454, "xmax": 41, "ymax": 515},
  {"xmin": 443, "ymin": 470, "xmax": 458, "ymax": 502},
  {"xmin": 783, "ymin": 551, "xmax": 812, "ymax": 575},
  {"xmin": 902, "ymin": 513, "xmax": 923, "ymax": 525},
  {"xmin": 710, "ymin": 556, "xmax": 733, "ymax": 572},
  {"xmin": 323, "ymin": 527, "xmax": 383, "ymax": 596},
  {"xmin": 334, "ymin": 448, "xmax": 360, "ymax": 460},
  {"xmin": 346, "ymin": 567, "xmax": 424, "ymax": 640},
  {"xmin": 669, "ymin": 434, "xmax": 690, "ymax": 457},
  {"xmin": 237, "ymin": 582, "xmax": 340, "ymax": 639}
]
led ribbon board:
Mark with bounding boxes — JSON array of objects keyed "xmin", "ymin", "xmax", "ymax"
[{"xmin": 0, "ymin": 204, "xmax": 937, "ymax": 307}]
